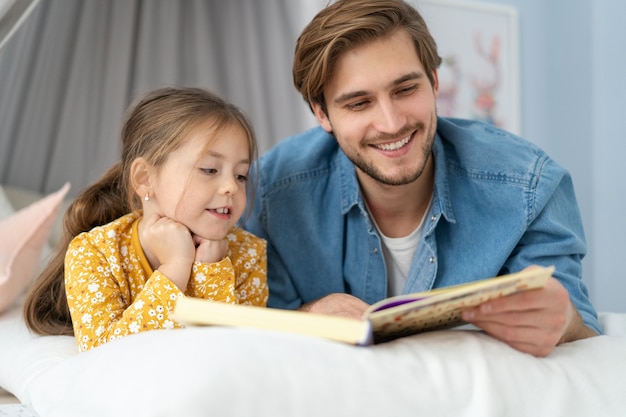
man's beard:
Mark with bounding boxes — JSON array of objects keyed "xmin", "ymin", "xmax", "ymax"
[{"xmin": 345, "ymin": 121, "xmax": 435, "ymax": 186}]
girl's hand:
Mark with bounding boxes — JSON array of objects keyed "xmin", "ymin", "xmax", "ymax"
[
  {"xmin": 140, "ymin": 213, "xmax": 195, "ymax": 291},
  {"xmin": 193, "ymin": 234, "xmax": 228, "ymax": 264}
]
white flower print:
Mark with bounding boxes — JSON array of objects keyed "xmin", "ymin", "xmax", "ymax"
[
  {"xmin": 129, "ymin": 322, "xmax": 140, "ymax": 333},
  {"xmin": 81, "ymin": 313, "xmax": 92, "ymax": 324}
]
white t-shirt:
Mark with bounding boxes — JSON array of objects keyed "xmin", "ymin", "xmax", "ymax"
[{"xmin": 368, "ymin": 196, "xmax": 433, "ymax": 296}]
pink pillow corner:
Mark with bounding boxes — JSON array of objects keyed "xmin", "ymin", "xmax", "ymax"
[{"xmin": 0, "ymin": 183, "xmax": 71, "ymax": 313}]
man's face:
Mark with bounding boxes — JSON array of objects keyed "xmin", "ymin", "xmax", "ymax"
[{"xmin": 312, "ymin": 29, "xmax": 439, "ymax": 188}]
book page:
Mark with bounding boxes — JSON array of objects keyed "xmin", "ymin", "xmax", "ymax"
[
  {"xmin": 366, "ymin": 266, "xmax": 553, "ymax": 343},
  {"xmin": 172, "ymin": 298, "xmax": 374, "ymax": 346}
]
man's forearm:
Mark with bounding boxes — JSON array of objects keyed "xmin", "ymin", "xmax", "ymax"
[{"xmin": 559, "ymin": 307, "xmax": 598, "ymax": 344}]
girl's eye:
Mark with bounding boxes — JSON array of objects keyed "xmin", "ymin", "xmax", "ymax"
[
  {"xmin": 201, "ymin": 168, "xmax": 217, "ymax": 175},
  {"xmin": 236, "ymin": 174, "xmax": 248, "ymax": 183}
]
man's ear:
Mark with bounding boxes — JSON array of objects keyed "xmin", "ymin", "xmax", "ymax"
[
  {"xmin": 311, "ymin": 102, "xmax": 333, "ymax": 133},
  {"xmin": 130, "ymin": 157, "xmax": 152, "ymax": 200},
  {"xmin": 431, "ymin": 69, "xmax": 439, "ymax": 99}
]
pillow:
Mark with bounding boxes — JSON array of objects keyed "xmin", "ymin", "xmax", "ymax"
[
  {"xmin": 0, "ymin": 183, "xmax": 70, "ymax": 313},
  {"xmin": 0, "ymin": 306, "xmax": 624, "ymax": 415},
  {"xmin": 0, "ymin": 305, "xmax": 76, "ymax": 401},
  {"xmin": 24, "ymin": 325, "xmax": 626, "ymax": 417},
  {"xmin": 2, "ymin": 184, "xmax": 71, "ymax": 248}
]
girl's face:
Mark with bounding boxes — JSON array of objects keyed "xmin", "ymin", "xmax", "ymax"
[{"xmin": 150, "ymin": 122, "xmax": 250, "ymax": 241}]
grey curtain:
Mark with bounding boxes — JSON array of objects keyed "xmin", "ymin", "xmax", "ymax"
[{"xmin": 0, "ymin": 0, "xmax": 321, "ymax": 196}]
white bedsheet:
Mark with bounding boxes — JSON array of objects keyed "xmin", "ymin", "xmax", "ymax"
[
  {"xmin": 0, "ymin": 404, "xmax": 38, "ymax": 417},
  {"xmin": 1, "ymin": 305, "xmax": 625, "ymax": 417}
]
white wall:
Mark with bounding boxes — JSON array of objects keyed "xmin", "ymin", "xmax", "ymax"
[
  {"xmin": 589, "ymin": 1, "xmax": 626, "ymax": 313},
  {"xmin": 476, "ymin": 0, "xmax": 626, "ymax": 313}
]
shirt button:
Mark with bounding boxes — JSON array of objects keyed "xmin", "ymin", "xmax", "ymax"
[
  {"xmin": 431, "ymin": 215, "xmax": 437, "ymax": 222},
  {"xmin": 372, "ymin": 248, "xmax": 379, "ymax": 254},
  {"xmin": 429, "ymin": 256, "xmax": 435, "ymax": 263}
]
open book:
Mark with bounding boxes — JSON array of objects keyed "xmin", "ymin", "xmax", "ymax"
[{"xmin": 171, "ymin": 266, "xmax": 554, "ymax": 346}]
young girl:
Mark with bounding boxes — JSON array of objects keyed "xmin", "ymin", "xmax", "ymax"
[{"xmin": 24, "ymin": 87, "xmax": 268, "ymax": 351}]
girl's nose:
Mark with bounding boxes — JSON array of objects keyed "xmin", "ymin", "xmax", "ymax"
[{"xmin": 221, "ymin": 176, "xmax": 238, "ymax": 196}]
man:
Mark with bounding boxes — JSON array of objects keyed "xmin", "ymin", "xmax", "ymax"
[{"xmin": 244, "ymin": 0, "xmax": 599, "ymax": 357}]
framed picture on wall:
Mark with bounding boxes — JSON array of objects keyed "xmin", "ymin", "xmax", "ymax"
[{"xmin": 412, "ymin": 0, "xmax": 521, "ymax": 135}]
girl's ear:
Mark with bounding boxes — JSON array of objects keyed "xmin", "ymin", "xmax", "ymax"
[{"xmin": 130, "ymin": 158, "xmax": 152, "ymax": 200}]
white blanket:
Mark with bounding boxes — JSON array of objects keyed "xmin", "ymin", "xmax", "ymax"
[{"xmin": 1, "ymin": 305, "xmax": 625, "ymax": 417}]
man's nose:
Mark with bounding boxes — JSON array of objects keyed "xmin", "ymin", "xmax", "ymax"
[{"xmin": 373, "ymin": 99, "xmax": 406, "ymax": 134}]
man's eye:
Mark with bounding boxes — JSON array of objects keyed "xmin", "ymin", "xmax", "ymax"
[
  {"xmin": 397, "ymin": 85, "xmax": 417, "ymax": 95},
  {"xmin": 347, "ymin": 100, "xmax": 368, "ymax": 111},
  {"xmin": 201, "ymin": 168, "xmax": 217, "ymax": 175}
]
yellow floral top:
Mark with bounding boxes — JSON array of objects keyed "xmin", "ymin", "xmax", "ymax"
[{"xmin": 65, "ymin": 211, "xmax": 267, "ymax": 352}]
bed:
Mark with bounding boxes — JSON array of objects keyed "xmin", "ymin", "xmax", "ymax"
[{"xmin": 1, "ymin": 183, "xmax": 625, "ymax": 417}]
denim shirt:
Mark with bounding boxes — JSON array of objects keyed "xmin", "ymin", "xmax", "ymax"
[{"xmin": 244, "ymin": 117, "xmax": 600, "ymax": 333}]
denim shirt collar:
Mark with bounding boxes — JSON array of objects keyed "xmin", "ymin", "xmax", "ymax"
[
  {"xmin": 431, "ymin": 133, "xmax": 456, "ymax": 225},
  {"xmin": 338, "ymin": 151, "xmax": 363, "ymax": 215},
  {"xmin": 336, "ymin": 130, "xmax": 457, "ymax": 226}
]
